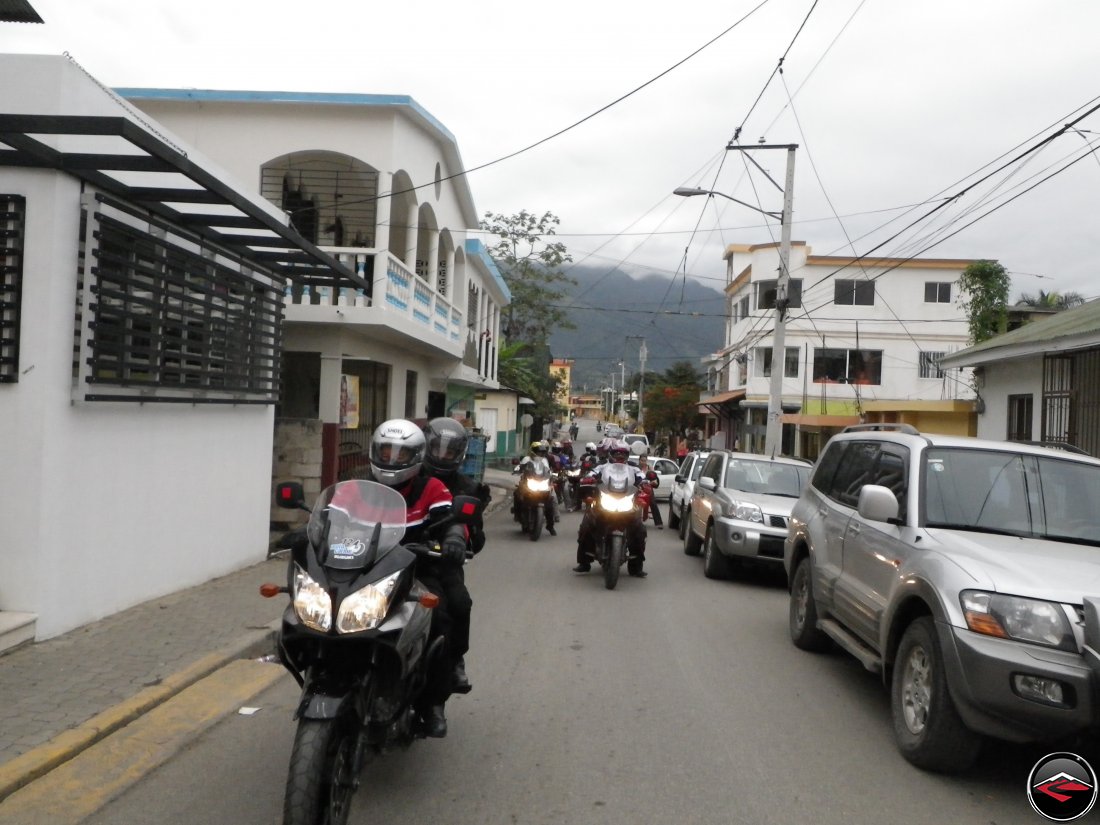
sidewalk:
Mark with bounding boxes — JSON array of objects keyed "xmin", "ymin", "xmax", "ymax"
[{"xmin": 0, "ymin": 471, "xmax": 515, "ymax": 804}]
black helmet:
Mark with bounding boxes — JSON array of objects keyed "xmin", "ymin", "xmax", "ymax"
[{"xmin": 424, "ymin": 417, "xmax": 469, "ymax": 475}]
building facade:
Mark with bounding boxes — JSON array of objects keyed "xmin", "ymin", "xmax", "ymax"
[{"xmin": 702, "ymin": 242, "xmax": 977, "ymax": 458}]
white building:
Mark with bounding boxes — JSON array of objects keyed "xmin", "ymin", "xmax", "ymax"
[
  {"xmin": 701, "ymin": 242, "xmax": 978, "ymax": 458},
  {"xmin": 0, "ymin": 55, "xmax": 508, "ymax": 646}
]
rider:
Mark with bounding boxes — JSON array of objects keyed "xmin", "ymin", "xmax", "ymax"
[
  {"xmin": 515, "ymin": 440, "xmax": 558, "ymax": 535},
  {"xmin": 573, "ymin": 439, "xmax": 649, "ymax": 578},
  {"xmin": 635, "ymin": 452, "xmax": 664, "ymax": 529},
  {"xmin": 421, "ymin": 417, "xmax": 491, "ymax": 696},
  {"xmin": 369, "ymin": 418, "xmax": 466, "ymax": 738}
]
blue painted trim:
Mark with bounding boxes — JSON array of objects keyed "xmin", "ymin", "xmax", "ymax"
[
  {"xmin": 413, "ymin": 309, "xmax": 430, "ymax": 324},
  {"xmin": 385, "ymin": 295, "xmax": 407, "ymax": 311},
  {"xmin": 464, "ymin": 239, "xmax": 511, "ymax": 303},
  {"xmin": 114, "ymin": 87, "xmax": 457, "ymax": 144}
]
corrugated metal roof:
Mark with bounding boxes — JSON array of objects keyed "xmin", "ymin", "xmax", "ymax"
[
  {"xmin": 940, "ymin": 298, "xmax": 1100, "ymax": 367},
  {"xmin": 0, "ymin": 0, "xmax": 43, "ymax": 23}
]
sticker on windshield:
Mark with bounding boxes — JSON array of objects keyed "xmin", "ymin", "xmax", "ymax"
[
  {"xmin": 927, "ymin": 459, "xmax": 945, "ymax": 473},
  {"xmin": 330, "ymin": 539, "xmax": 366, "ymax": 560}
]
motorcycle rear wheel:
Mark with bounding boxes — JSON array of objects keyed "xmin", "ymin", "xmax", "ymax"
[
  {"xmin": 604, "ymin": 534, "xmax": 623, "ymax": 590},
  {"xmin": 283, "ymin": 716, "xmax": 356, "ymax": 825},
  {"xmin": 531, "ymin": 506, "xmax": 544, "ymax": 541}
]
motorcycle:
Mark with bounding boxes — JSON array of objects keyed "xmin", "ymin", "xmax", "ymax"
[
  {"xmin": 579, "ymin": 463, "xmax": 641, "ymax": 590},
  {"xmin": 263, "ymin": 479, "xmax": 479, "ymax": 825},
  {"xmin": 562, "ymin": 466, "xmax": 583, "ymax": 512},
  {"xmin": 514, "ymin": 457, "xmax": 554, "ymax": 541}
]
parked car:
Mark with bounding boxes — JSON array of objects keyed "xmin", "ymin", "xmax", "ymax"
[
  {"xmin": 622, "ymin": 433, "xmax": 649, "ymax": 451},
  {"xmin": 628, "ymin": 455, "xmax": 679, "ymax": 502},
  {"xmin": 683, "ymin": 451, "xmax": 812, "ymax": 579},
  {"xmin": 785, "ymin": 423, "xmax": 1100, "ymax": 773},
  {"xmin": 668, "ymin": 450, "xmax": 711, "ymax": 537}
]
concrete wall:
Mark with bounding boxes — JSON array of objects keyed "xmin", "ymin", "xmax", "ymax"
[
  {"xmin": 975, "ymin": 357, "xmax": 1044, "ymax": 442},
  {"xmin": 0, "ymin": 166, "xmax": 275, "ymax": 639}
]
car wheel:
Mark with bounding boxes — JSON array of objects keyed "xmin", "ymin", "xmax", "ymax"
[
  {"xmin": 668, "ymin": 500, "xmax": 680, "ymax": 530},
  {"xmin": 678, "ymin": 505, "xmax": 689, "ymax": 540},
  {"xmin": 891, "ymin": 617, "xmax": 982, "ymax": 772},
  {"xmin": 683, "ymin": 514, "xmax": 702, "ymax": 556},
  {"xmin": 788, "ymin": 557, "xmax": 830, "ymax": 652},
  {"xmin": 702, "ymin": 524, "xmax": 733, "ymax": 579}
]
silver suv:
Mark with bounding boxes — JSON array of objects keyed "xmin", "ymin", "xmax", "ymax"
[
  {"xmin": 785, "ymin": 424, "xmax": 1100, "ymax": 772},
  {"xmin": 684, "ymin": 451, "xmax": 811, "ymax": 579}
]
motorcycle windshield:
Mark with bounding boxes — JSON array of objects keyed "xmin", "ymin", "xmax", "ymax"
[
  {"xmin": 525, "ymin": 458, "xmax": 552, "ymax": 478},
  {"xmin": 308, "ymin": 480, "xmax": 408, "ymax": 570},
  {"xmin": 603, "ymin": 464, "xmax": 633, "ymax": 494}
]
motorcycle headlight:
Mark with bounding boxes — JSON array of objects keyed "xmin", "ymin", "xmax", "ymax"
[
  {"xmin": 293, "ymin": 565, "xmax": 332, "ymax": 632},
  {"xmin": 961, "ymin": 591, "xmax": 1076, "ymax": 651},
  {"xmin": 599, "ymin": 491, "xmax": 635, "ymax": 513},
  {"xmin": 526, "ymin": 477, "xmax": 551, "ymax": 492},
  {"xmin": 336, "ymin": 570, "xmax": 402, "ymax": 633},
  {"xmin": 727, "ymin": 500, "xmax": 763, "ymax": 522}
]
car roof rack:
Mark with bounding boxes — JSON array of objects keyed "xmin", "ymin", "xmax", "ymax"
[
  {"xmin": 841, "ymin": 423, "xmax": 920, "ymax": 435},
  {"xmin": 1017, "ymin": 440, "xmax": 1089, "ymax": 455}
]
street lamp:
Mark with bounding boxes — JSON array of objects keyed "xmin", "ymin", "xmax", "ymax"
[{"xmin": 675, "ymin": 144, "xmax": 796, "ymax": 458}]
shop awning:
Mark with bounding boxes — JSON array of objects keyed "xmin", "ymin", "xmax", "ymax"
[
  {"xmin": 781, "ymin": 413, "xmax": 860, "ymax": 432},
  {"xmin": 698, "ymin": 389, "xmax": 746, "ymax": 414}
]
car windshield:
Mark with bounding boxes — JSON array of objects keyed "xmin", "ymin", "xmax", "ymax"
[
  {"xmin": 923, "ymin": 447, "xmax": 1100, "ymax": 543},
  {"xmin": 724, "ymin": 459, "xmax": 809, "ymax": 497}
]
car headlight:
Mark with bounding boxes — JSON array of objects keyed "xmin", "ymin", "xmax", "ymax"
[
  {"xmin": 526, "ymin": 477, "xmax": 551, "ymax": 492},
  {"xmin": 727, "ymin": 500, "xmax": 763, "ymax": 522},
  {"xmin": 599, "ymin": 491, "xmax": 635, "ymax": 513},
  {"xmin": 293, "ymin": 565, "xmax": 332, "ymax": 632},
  {"xmin": 960, "ymin": 591, "xmax": 1076, "ymax": 651},
  {"xmin": 336, "ymin": 571, "xmax": 402, "ymax": 633}
]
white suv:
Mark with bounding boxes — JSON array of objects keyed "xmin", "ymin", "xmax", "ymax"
[{"xmin": 786, "ymin": 423, "xmax": 1100, "ymax": 772}]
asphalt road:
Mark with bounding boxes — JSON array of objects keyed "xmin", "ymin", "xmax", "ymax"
[{"xmin": 79, "ymin": 495, "xmax": 1060, "ymax": 825}]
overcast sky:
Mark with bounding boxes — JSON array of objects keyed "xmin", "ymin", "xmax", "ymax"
[{"xmin": 6, "ymin": 0, "xmax": 1100, "ymax": 304}]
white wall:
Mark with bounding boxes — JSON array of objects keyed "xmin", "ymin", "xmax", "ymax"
[
  {"xmin": 0, "ymin": 168, "xmax": 275, "ymax": 639},
  {"xmin": 974, "ymin": 357, "xmax": 1044, "ymax": 442}
]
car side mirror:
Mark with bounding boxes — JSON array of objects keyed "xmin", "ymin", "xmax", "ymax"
[
  {"xmin": 699, "ymin": 477, "xmax": 716, "ymax": 491},
  {"xmin": 858, "ymin": 484, "xmax": 899, "ymax": 524},
  {"xmin": 674, "ymin": 475, "xmax": 686, "ymax": 483}
]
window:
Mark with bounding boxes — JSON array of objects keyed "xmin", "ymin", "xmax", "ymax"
[
  {"xmin": 834, "ymin": 279, "xmax": 875, "ymax": 306},
  {"xmin": 812, "ymin": 348, "xmax": 883, "ymax": 385},
  {"xmin": 754, "ymin": 346, "xmax": 800, "ymax": 378},
  {"xmin": 739, "ymin": 295, "xmax": 750, "ymax": 319},
  {"xmin": 829, "ymin": 442, "xmax": 879, "ymax": 506},
  {"xmin": 1007, "ymin": 394, "xmax": 1033, "ymax": 441},
  {"xmin": 701, "ymin": 454, "xmax": 723, "ymax": 484},
  {"xmin": 756, "ymin": 278, "xmax": 803, "ymax": 310},
  {"xmin": 924, "ymin": 282, "xmax": 952, "ymax": 303},
  {"xmin": 919, "ymin": 351, "xmax": 945, "ymax": 379},
  {"xmin": 404, "ymin": 370, "xmax": 419, "ymax": 418}
]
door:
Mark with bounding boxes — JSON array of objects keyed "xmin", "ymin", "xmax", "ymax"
[{"xmin": 480, "ymin": 407, "xmax": 498, "ymax": 453}]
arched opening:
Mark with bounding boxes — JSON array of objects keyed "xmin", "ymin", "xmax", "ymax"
[
  {"xmin": 388, "ymin": 169, "xmax": 417, "ymax": 263},
  {"xmin": 414, "ymin": 202, "xmax": 438, "ymax": 281},
  {"xmin": 260, "ymin": 151, "xmax": 378, "ymax": 247}
]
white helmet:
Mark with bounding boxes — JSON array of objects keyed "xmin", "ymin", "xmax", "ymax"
[
  {"xmin": 585, "ymin": 442, "xmax": 597, "ymax": 454},
  {"xmin": 369, "ymin": 419, "xmax": 425, "ymax": 487}
]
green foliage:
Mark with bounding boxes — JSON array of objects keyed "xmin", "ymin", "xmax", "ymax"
[
  {"xmin": 1017, "ymin": 289, "xmax": 1086, "ymax": 310},
  {"xmin": 497, "ymin": 341, "xmax": 561, "ymax": 422},
  {"xmin": 641, "ymin": 360, "xmax": 704, "ymax": 436},
  {"xmin": 480, "ymin": 210, "xmax": 577, "ymax": 344},
  {"xmin": 957, "ymin": 260, "xmax": 1011, "ymax": 344}
]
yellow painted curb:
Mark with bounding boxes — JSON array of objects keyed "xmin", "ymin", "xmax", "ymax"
[{"xmin": 0, "ymin": 659, "xmax": 287, "ymax": 825}]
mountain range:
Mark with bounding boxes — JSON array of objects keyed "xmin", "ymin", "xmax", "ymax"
[{"xmin": 548, "ymin": 264, "xmax": 726, "ymax": 390}]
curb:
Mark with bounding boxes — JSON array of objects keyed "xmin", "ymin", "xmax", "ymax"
[{"xmin": 0, "ymin": 618, "xmax": 280, "ymax": 802}]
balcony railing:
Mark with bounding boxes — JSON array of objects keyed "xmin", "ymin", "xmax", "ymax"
[{"xmin": 282, "ymin": 247, "xmax": 463, "ymax": 350}]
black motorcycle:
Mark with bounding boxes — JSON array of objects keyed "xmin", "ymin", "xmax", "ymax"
[
  {"xmin": 579, "ymin": 464, "xmax": 640, "ymax": 590},
  {"xmin": 264, "ymin": 479, "xmax": 478, "ymax": 825},
  {"xmin": 514, "ymin": 458, "xmax": 554, "ymax": 541}
]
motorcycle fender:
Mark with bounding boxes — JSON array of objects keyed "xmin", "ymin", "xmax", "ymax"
[{"xmin": 298, "ymin": 690, "xmax": 353, "ymax": 721}]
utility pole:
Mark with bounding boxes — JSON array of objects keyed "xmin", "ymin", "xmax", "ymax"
[
  {"xmin": 626, "ymin": 336, "xmax": 647, "ymax": 427},
  {"xmin": 764, "ymin": 146, "xmax": 796, "ymax": 458}
]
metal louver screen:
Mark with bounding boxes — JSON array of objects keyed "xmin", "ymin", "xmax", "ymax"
[
  {"xmin": 73, "ymin": 193, "xmax": 284, "ymax": 403},
  {"xmin": 0, "ymin": 194, "xmax": 24, "ymax": 383}
]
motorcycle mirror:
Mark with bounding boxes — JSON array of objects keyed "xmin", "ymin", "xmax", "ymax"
[
  {"xmin": 452, "ymin": 495, "xmax": 481, "ymax": 524},
  {"xmin": 274, "ymin": 481, "xmax": 309, "ymax": 512}
]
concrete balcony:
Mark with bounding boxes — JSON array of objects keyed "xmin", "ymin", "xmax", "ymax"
[{"xmin": 282, "ymin": 247, "xmax": 463, "ymax": 358}]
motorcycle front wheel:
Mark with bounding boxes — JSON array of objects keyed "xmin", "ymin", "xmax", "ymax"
[
  {"xmin": 531, "ymin": 505, "xmax": 544, "ymax": 541},
  {"xmin": 283, "ymin": 716, "xmax": 357, "ymax": 825},
  {"xmin": 604, "ymin": 534, "xmax": 623, "ymax": 590}
]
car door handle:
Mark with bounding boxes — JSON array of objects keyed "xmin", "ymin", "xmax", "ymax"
[{"xmin": 847, "ymin": 524, "xmax": 861, "ymax": 536}]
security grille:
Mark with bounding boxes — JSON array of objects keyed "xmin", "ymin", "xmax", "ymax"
[
  {"xmin": 0, "ymin": 195, "xmax": 24, "ymax": 383},
  {"xmin": 73, "ymin": 193, "xmax": 284, "ymax": 403}
]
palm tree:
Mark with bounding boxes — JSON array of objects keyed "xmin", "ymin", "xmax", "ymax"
[{"xmin": 1016, "ymin": 289, "xmax": 1087, "ymax": 310}]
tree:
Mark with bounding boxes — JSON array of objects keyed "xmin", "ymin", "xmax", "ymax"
[
  {"xmin": 957, "ymin": 260, "xmax": 1011, "ymax": 344},
  {"xmin": 497, "ymin": 341, "xmax": 561, "ymax": 425},
  {"xmin": 640, "ymin": 360, "xmax": 704, "ymax": 437},
  {"xmin": 1017, "ymin": 289, "xmax": 1087, "ymax": 310},
  {"xmin": 480, "ymin": 210, "xmax": 577, "ymax": 344}
]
